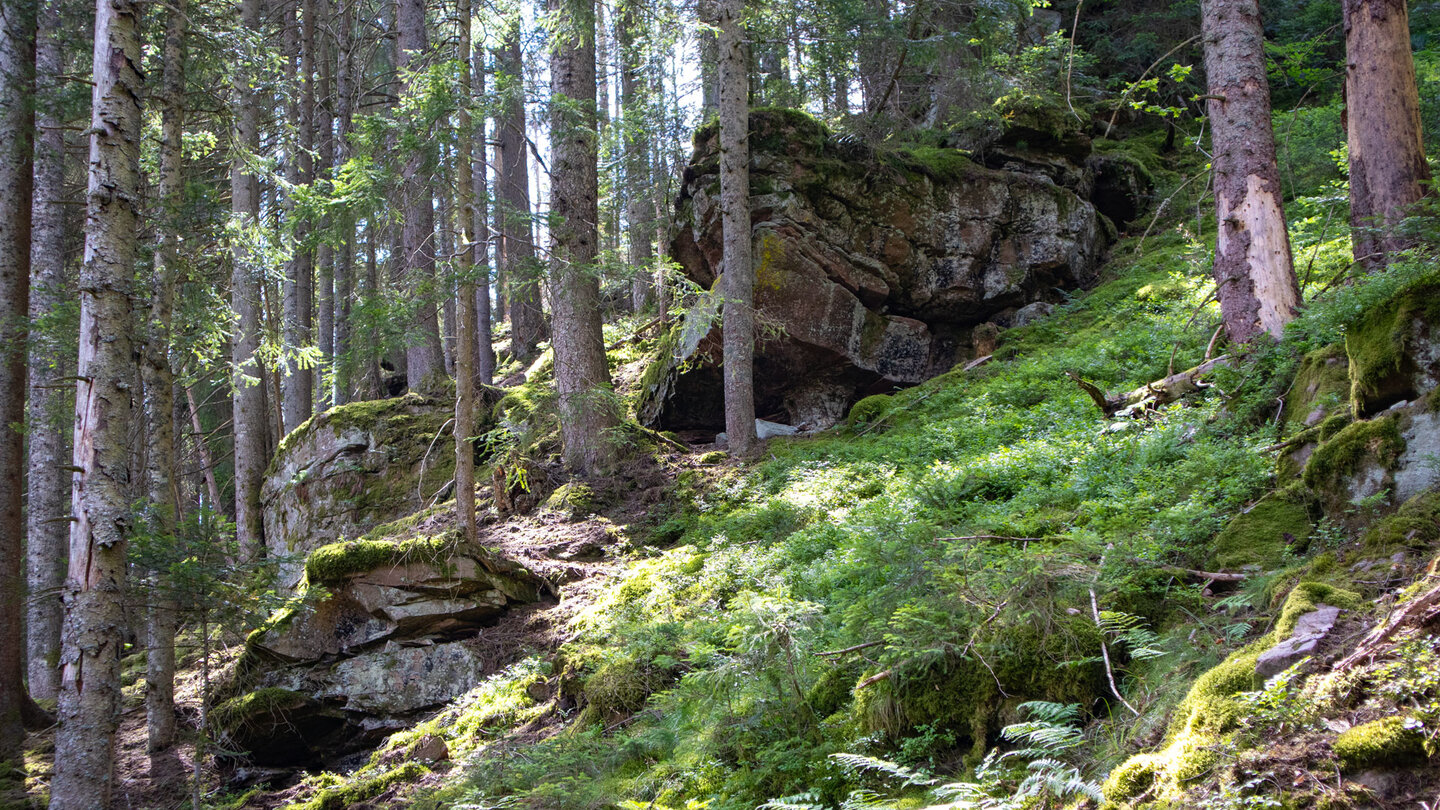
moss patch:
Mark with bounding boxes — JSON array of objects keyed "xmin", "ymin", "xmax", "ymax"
[
  {"xmin": 543, "ymin": 482, "xmax": 598, "ymax": 521},
  {"xmin": 304, "ymin": 533, "xmax": 457, "ymax": 585},
  {"xmin": 211, "ymin": 688, "xmax": 313, "ymax": 733},
  {"xmin": 1345, "ymin": 284, "xmax": 1440, "ymax": 414},
  {"xmin": 285, "ymin": 762, "xmax": 429, "ymax": 810},
  {"xmin": 1363, "ymin": 489, "xmax": 1440, "ymax": 552},
  {"xmin": 1211, "ymin": 491, "xmax": 1313, "ymax": 570},
  {"xmin": 1334, "ymin": 716, "xmax": 1428, "ymax": 771},
  {"xmin": 1273, "ymin": 581, "xmax": 1361, "ymax": 637},
  {"xmin": 847, "ymin": 394, "xmax": 894, "ymax": 428},
  {"xmin": 1282, "ymin": 344, "xmax": 1350, "ymax": 430},
  {"xmin": 1301, "ymin": 414, "xmax": 1405, "ymax": 496}
]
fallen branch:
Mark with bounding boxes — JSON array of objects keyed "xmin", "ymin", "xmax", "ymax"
[
  {"xmin": 856, "ymin": 669, "xmax": 892, "ymax": 690},
  {"xmin": 1069, "ymin": 356, "xmax": 1232, "ymax": 417},
  {"xmin": 815, "ymin": 640, "xmax": 883, "ymax": 658},
  {"xmin": 1337, "ymin": 579, "xmax": 1440, "ymax": 672},
  {"xmin": 1160, "ymin": 566, "xmax": 1249, "ymax": 583},
  {"xmin": 1091, "ymin": 550, "xmax": 1140, "ymax": 716},
  {"xmin": 936, "ymin": 535, "xmax": 1045, "ymax": 544},
  {"xmin": 605, "ymin": 315, "xmax": 664, "ymax": 351}
]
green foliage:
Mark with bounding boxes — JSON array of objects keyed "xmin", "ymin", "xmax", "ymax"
[{"xmin": 303, "ymin": 533, "xmax": 456, "ymax": 585}]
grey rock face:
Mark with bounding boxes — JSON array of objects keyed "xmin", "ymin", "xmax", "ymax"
[
  {"xmin": 1255, "ymin": 605, "xmax": 1342, "ymax": 680},
  {"xmin": 642, "ymin": 111, "xmax": 1115, "ymax": 432}
]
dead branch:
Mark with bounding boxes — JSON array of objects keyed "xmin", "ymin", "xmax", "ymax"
[
  {"xmin": 1337, "ymin": 580, "xmax": 1440, "ymax": 672},
  {"xmin": 1069, "ymin": 356, "xmax": 1232, "ymax": 417},
  {"xmin": 605, "ymin": 315, "xmax": 664, "ymax": 351},
  {"xmin": 815, "ymin": 640, "xmax": 883, "ymax": 658},
  {"xmin": 856, "ymin": 669, "xmax": 892, "ymax": 689}
]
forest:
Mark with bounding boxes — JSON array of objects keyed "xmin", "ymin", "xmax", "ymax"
[{"xmin": 2, "ymin": 0, "xmax": 1440, "ymax": 805}]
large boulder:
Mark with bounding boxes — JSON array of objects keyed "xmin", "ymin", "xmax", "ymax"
[
  {"xmin": 640, "ymin": 110, "xmax": 1116, "ymax": 431},
  {"xmin": 262, "ymin": 393, "xmax": 465, "ymax": 589}
]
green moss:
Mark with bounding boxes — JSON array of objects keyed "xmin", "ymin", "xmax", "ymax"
[
  {"xmin": 1333, "ymin": 716, "xmax": 1427, "ymax": 771},
  {"xmin": 846, "ymin": 394, "xmax": 894, "ymax": 427},
  {"xmin": 1102, "ymin": 753, "xmax": 1160, "ymax": 803},
  {"xmin": 1282, "ymin": 344, "xmax": 1350, "ymax": 429},
  {"xmin": 1301, "ymin": 414, "xmax": 1405, "ymax": 494},
  {"xmin": 211, "ymin": 688, "xmax": 312, "ymax": 733},
  {"xmin": 887, "ymin": 145, "xmax": 975, "ymax": 182},
  {"xmin": 304, "ymin": 533, "xmax": 456, "ymax": 585},
  {"xmin": 1274, "ymin": 582, "xmax": 1360, "ymax": 637},
  {"xmin": 1364, "ymin": 489, "xmax": 1440, "ymax": 552},
  {"xmin": 582, "ymin": 655, "xmax": 675, "ymax": 716},
  {"xmin": 1211, "ymin": 491, "xmax": 1313, "ymax": 569},
  {"xmin": 697, "ymin": 451, "xmax": 728, "ymax": 465},
  {"xmin": 285, "ymin": 762, "xmax": 429, "ymax": 810},
  {"xmin": 1345, "ymin": 284, "xmax": 1440, "ymax": 414},
  {"xmin": 543, "ymin": 482, "xmax": 598, "ymax": 520}
]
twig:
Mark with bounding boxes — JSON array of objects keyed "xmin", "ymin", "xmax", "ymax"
[
  {"xmin": 936, "ymin": 535, "xmax": 1046, "ymax": 543},
  {"xmin": 1134, "ymin": 166, "xmax": 1209, "ymax": 253},
  {"xmin": 1064, "ymin": 0, "xmax": 1085, "ymax": 122},
  {"xmin": 856, "ymin": 669, "xmax": 892, "ymax": 689},
  {"xmin": 1337, "ymin": 580, "xmax": 1440, "ymax": 672},
  {"xmin": 815, "ymin": 640, "xmax": 884, "ymax": 658},
  {"xmin": 1090, "ymin": 549, "xmax": 1140, "ymax": 716},
  {"xmin": 1103, "ymin": 35, "xmax": 1201, "ymax": 137}
]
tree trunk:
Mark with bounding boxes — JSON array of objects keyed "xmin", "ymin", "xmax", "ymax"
[
  {"xmin": 0, "ymin": 0, "xmax": 36, "ymax": 770},
  {"xmin": 26, "ymin": 0, "xmax": 68, "ymax": 706},
  {"xmin": 472, "ymin": 51, "xmax": 496, "ymax": 385},
  {"xmin": 717, "ymin": 0, "xmax": 757, "ymax": 454},
  {"xmin": 334, "ymin": 0, "xmax": 356, "ymax": 405},
  {"xmin": 619, "ymin": 0, "xmax": 654, "ymax": 313},
  {"xmin": 282, "ymin": 0, "xmax": 313, "ymax": 433},
  {"xmin": 233, "ymin": 0, "xmax": 267, "ymax": 563},
  {"xmin": 455, "ymin": 0, "xmax": 478, "ymax": 544},
  {"xmin": 1201, "ymin": 0, "xmax": 1299, "ymax": 343},
  {"xmin": 318, "ymin": 9, "xmax": 339, "ymax": 408},
  {"xmin": 398, "ymin": 0, "xmax": 445, "ymax": 391},
  {"xmin": 50, "ymin": 0, "xmax": 140, "ymax": 800},
  {"xmin": 698, "ymin": 0, "xmax": 719, "ymax": 115},
  {"xmin": 498, "ymin": 23, "xmax": 547, "ymax": 364},
  {"xmin": 143, "ymin": 0, "xmax": 187, "ymax": 752},
  {"xmin": 1343, "ymin": 0, "xmax": 1433, "ymax": 271},
  {"xmin": 550, "ymin": 0, "xmax": 620, "ymax": 476}
]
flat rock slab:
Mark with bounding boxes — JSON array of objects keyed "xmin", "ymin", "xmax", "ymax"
[{"xmin": 1256, "ymin": 604, "xmax": 1343, "ymax": 679}]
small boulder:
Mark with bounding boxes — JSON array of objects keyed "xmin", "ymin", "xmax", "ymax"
[{"xmin": 1255, "ymin": 604, "xmax": 1342, "ymax": 680}]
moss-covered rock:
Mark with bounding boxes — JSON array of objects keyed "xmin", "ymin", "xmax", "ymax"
[
  {"xmin": 1283, "ymin": 344, "xmax": 1351, "ymax": 429},
  {"xmin": 1302, "ymin": 414, "xmax": 1405, "ymax": 512},
  {"xmin": 213, "ymin": 688, "xmax": 346, "ymax": 766},
  {"xmin": 846, "ymin": 394, "xmax": 894, "ymax": 427},
  {"xmin": 1363, "ymin": 489, "xmax": 1440, "ymax": 552},
  {"xmin": 1211, "ymin": 489, "xmax": 1313, "ymax": 569},
  {"xmin": 304, "ymin": 533, "xmax": 456, "ymax": 586},
  {"xmin": 1345, "ymin": 283, "xmax": 1440, "ymax": 415},
  {"xmin": 1334, "ymin": 717, "xmax": 1428, "ymax": 771},
  {"xmin": 542, "ymin": 481, "xmax": 598, "ymax": 521}
]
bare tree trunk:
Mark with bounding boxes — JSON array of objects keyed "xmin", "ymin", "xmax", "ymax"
[
  {"xmin": 698, "ymin": 0, "xmax": 719, "ymax": 116},
  {"xmin": 455, "ymin": 0, "xmax": 478, "ymax": 543},
  {"xmin": 318, "ymin": 11, "xmax": 339, "ymax": 408},
  {"xmin": 233, "ymin": 0, "xmax": 267, "ymax": 563},
  {"xmin": 717, "ymin": 0, "xmax": 756, "ymax": 454},
  {"xmin": 0, "ymin": 0, "xmax": 36, "ymax": 770},
  {"xmin": 282, "ymin": 0, "xmax": 313, "ymax": 432},
  {"xmin": 144, "ymin": 0, "xmax": 187, "ymax": 752},
  {"xmin": 1201, "ymin": 0, "xmax": 1299, "ymax": 343},
  {"xmin": 472, "ymin": 51, "xmax": 496, "ymax": 385},
  {"xmin": 498, "ymin": 23, "xmax": 546, "ymax": 364},
  {"xmin": 185, "ymin": 388, "xmax": 223, "ymax": 512},
  {"xmin": 334, "ymin": 0, "xmax": 356, "ymax": 405},
  {"xmin": 619, "ymin": 0, "xmax": 654, "ymax": 313},
  {"xmin": 1343, "ymin": 0, "xmax": 1433, "ymax": 271},
  {"xmin": 50, "ymin": 0, "xmax": 140, "ymax": 799},
  {"xmin": 398, "ymin": 0, "xmax": 445, "ymax": 390},
  {"xmin": 26, "ymin": 0, "xmax": 68, "ymax": 705},
  {"xmin": 550, "ymin": 0, "xmax": 619, "ymax": 475}
]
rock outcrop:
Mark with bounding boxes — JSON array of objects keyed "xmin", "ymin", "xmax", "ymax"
[
  {"xmin": 220, "ymin": 530, "xmax": 545, "ymax": 765},
  {"xmin": 639, "ymin": 110, "xmax": 1125, "ymax": 431},
  {"xmin": 263, "ymin": 393, "xmax": 472, "ymax": 589}
]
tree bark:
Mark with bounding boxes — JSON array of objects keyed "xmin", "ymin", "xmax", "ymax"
[
  {"xmin": 550, "ymin": 0, "xmax": 620, "ymax": 475},
  {"xmin": 717, "ymin": 0, "xmax": 757, "ymax": 455},
  {"xmin": 143, "ymin": 0, "xmax": 187, "ymax": 752},
  {"xmin": 0, "ymin": 0, "xmax": 36, "ymax": 771},
  {"xmin": 497, "ymin": 23, "xmax": 547, "ymax": 364},
  {"xmin": 1343, "ymin": 0, "xmax": 1433, "ymax": 271},
  {"xmin": 455, "ymin": 0, "xmax": 478, "ymax": 544},
  {"xmin": 233, "ymin": 0, "xmax": 267, "ymax": 563},
  {"xmin": 398, "ymin": 0, "xmax": 445, "ymax": 391},
  {"xmin": 50, "ymin": 0, "xmax": 140, "ymax": 799},
  {"xmin": 697, "ymin": 0, "xmax": 719, "ymax": 115},
  {"xmin": 333, "ymin": 0, "xmax": 356, "ymax": 406},
  {"xmin": 619, "ymin": 0, "xmax": 654, "ymax": 313},
  {"xmin": 1201, "ymin": 0, "xmax": 1299, "ymax": 343},
  {"xmin": 282, "ymin": 0, "xmax": 313, "ymax": 433},
  {"xmin": 26, "ymin": 0, "xmax": 68, "ymax": 706},
  {"xmin": 319, "ymin": 6, "xmax": 340, "ymax": 407},
  {"xmin": 472, "ymin": 49, "xmax": 496, "ymax": 385}
]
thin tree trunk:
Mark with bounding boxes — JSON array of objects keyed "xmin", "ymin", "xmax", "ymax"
[
  {"xmin": 1201, "ymin": 0, "xmax": 1299, "ymax": 343},
  {"xmin": 1343, "ymin": 0, "xmax": 1433, "ymax": 270},
  {"xmin": 619, "ymin": 0, "xmax": 654, "ymax": 313},
  {"xmin": 334, "ymin": 0, "xmax": 356, "ymax": 405},
  {"xmin": 399, "ymin": 0, "xmax": 445, "ymax": 390},
  {"xmin": 0, "ymin": 0, "xmax": 36, "ymax": 768},
  {"xmin": 50, "ymin": 0, "xmax": 140, "ymax": 799},
  {"xmin": 455, "ymin": 0, "xmax": 478, "ymax": 544},
  {"xmin": 282, "ymin": 0, "xmax": 313, "ymax": 432},
  {"xmin": 319, "ymin": 10, "xmax": 338, "ymax": 408},
  {"xmin": 550, "ymin": 0, "xmax": 619, "ymax": 475},
  {"xmin": 233, "ymin": 0, "xmax": 267, "ymax": 563},
  {"xmin": 498, "ymin": 23, "xmax": 546, "ymax": 364},
  {"xmin": 717, "ymin": 0, "xmax": 757, "ymax": 454},
  {"xmin": 472, "ymin": 51, "xmax": 496, "ymax": 385},
  {"xmin": 698, "ymin": 0, "xmax": 719, "ymax": 115},
  {"xmin": 186, "ymin": 388, "xmax": 224, "ymax": 512},
  {"xmin": 144, "ymin": 0, "xmax": 188, "ymax": 752},
  {"xmin": 440, "ymin": 163, "xmax": 457, "ymax": 375},
  {"xmin": 26, "ymin": 0, "xmax": 68, "ymax": 705}
]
